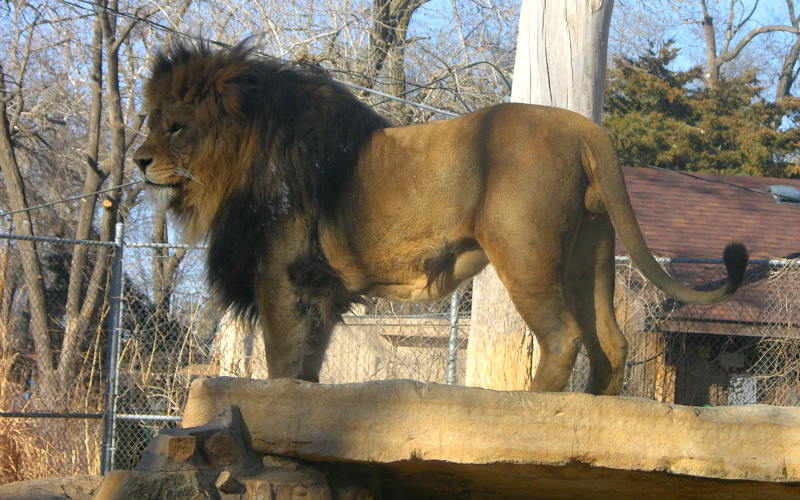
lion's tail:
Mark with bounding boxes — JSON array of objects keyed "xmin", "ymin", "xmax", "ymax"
[{"xmin": 580, "ymin": 135, "xmax": 748, "ymax": 306}]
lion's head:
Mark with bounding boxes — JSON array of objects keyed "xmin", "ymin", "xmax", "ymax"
[
  {"xmin": 135, "ymin": 42, "xmax": 389, "ymax": 243},
  {"xmin": 134, "ymin": 42, "xmax": 388, "ymax": 314},
  {"xmin": 134, "ymin": 43, "xmax": 264, "ymax": 241}
]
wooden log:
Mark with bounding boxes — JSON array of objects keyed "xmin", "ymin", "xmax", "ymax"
[{"xmin": 183, "ymin": 377, "xmax": 800, "ymax": 486}]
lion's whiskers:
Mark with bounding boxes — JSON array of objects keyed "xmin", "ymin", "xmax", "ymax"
[{"xmin": 175, "ymin": 167, "xmax": 204, "ymax": 185}]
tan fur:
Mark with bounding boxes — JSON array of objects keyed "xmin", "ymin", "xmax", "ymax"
[{"xmin": 135, "ymin": 46, "xmax": 746, "ymax": 394}]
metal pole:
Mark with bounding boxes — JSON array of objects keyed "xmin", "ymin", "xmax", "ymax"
[
  {"xmin": 447, "ymin": 289, "xmax": 461, "ymax": 385},
  {"xmin": 101, "ymin": 223, "xmax": 125, "ymax": 475}
]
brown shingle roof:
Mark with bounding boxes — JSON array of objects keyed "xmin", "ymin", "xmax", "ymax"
[
  {"xmin": 656, "ymin": 262, "xmax": 787, "ymax": 327},
  {"xmin": 616, "ymin": 168, "xmax": 800, "ymax": 328},
  {"xmin": 617, "ymin": 167, "xmax": 800, "ymax": 260}
]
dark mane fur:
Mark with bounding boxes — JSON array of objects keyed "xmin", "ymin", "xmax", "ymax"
[{"xmin": 148, "ymin": 42, "xmax": 390, "ymax": 319}]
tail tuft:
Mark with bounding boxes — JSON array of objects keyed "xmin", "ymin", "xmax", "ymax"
[{"xmin": 723, "ymin": 242, "xmax": 749, "ymax": 291}]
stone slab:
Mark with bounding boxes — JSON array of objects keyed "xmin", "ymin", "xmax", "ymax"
[{"xmin": 182, "ymin": 377, "xmax": 800, "ymax": 497}]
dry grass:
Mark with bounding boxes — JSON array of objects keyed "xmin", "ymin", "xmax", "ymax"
[
  {"xmin": 0, "ymin": 332, "xmax": 103, "ymax": 485},
  {"xmin": 0, "ymin": 413, "xmax": 102, "ymax": 485}
]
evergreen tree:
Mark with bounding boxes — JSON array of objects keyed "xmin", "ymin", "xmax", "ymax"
[{"xmin": 604, "ymin": 41, "xmax": 800, "ymax": 178}]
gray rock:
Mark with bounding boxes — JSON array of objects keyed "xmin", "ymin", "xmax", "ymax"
[{"xmin": 0, "ymin": 474, "xmax": 102, "ymax": 500}]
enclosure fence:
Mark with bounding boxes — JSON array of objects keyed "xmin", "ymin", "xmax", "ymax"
[{"xmin": 0, "ymin": 226, "xmax": 799, "ymax": 481}]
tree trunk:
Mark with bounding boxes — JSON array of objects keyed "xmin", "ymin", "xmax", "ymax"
[
  {"xmin": 777, "ymin": 0, "xmax": 800, "ymax": 102},
  {"xmin": 0, "ymin": 66, "xmax": 58, "ymax": 401},
  {"xmin": 776, "ymin": 34, "xmax": 800, "ymax": 100},
  {"xmin": 59, "ymin": 14, "xmax": 108, "ymax": 394},
  {"xmin": 65, "ymin": 15, "xmax": 104, "ymax": 327},
  {"xmin": 150, "ymin": 209, "xmax": 187, "ymax": 345},
  {"xmin": 509, "ymin": 0, "xmax": 613, "ymax": 120},
  {"xmin": 359, "ymin": 0, "xmax": 426, "ymax": 122},
  {"xmin": 464, "ymin": 266, "xmax": 538, "ymax": 390},
  {"xmin": 56, "ymin": 2, "xmax": 129, "ymax": 391},
  {"xmin": 368, "ymin": 0, "xmax": 427, "ymax": 86},
  {"xmin": 701, "ymin": 7, "xmax": 720, "ymax": 89},
  {"xmin": 465, "ymin": 0, "xmax": 614, "ymax": 391}
]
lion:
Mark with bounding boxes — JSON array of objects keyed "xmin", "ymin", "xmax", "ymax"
[{"xmin": 133, "ymin": 42, "xmax": 748, "ymax": 395}]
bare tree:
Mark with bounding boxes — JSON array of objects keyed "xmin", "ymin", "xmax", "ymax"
[
  {"xmin": 608, "ymin": 1, "xmax": 800, "ymax": 100},
  {"xmin": 776, "ymin": 0, "xmax": 800, "ymax": 99},
  {"xmin": 0, "ymin": 1, "xmax": 160, "ymax": 403},
  {"xmin": 694, "ymin": 0, "xmax": 799, "ymax": 88},
  {"xmin": 636, "ymin": 0, "xmax": 800, "ymax": 92},
  {"xmin": 0, "ymin": 60, "xmax": 56, "ymax": 397},
  {"xmin": 367, "ymin": 0, "xmax": 427, "ymax": 90}
]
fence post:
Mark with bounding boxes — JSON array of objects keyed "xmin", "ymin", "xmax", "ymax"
[
  {"xmin": 447, "ymin": 289, "xmax": 461, "ymax": 385},
  {"xmin": 101, "ymin": 223, "xmax": 125, "ymax": 475}
]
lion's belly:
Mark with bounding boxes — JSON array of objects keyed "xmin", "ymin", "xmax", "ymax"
[
  {"xmin": 365, "ymin": 246, "xmax": 487, "ymax": 301},
  {"xmin": 319, "ymin": 121, "xmax": 489, "ymax": 301},
  {"xmin": 366, "ymin": 281, "xmax": 443, "ymax": 302},
  {"xmin": 321, "ymin": 225, "xmax": 488, "ymax": 302}
]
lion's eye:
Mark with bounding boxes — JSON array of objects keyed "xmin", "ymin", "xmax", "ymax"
[{"xmin": 169, "ymin": 124, "xmax": 184, "ymax": 135}]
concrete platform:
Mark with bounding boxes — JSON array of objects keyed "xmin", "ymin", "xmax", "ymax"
[{"xmin": 181, "ymin": 377, "xmax": 800, "ymax": 499}]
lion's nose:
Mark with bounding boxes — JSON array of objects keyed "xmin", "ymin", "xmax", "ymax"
[{"xmin": 133, "ymin": 148, "xmax": 153, "ymax": 172}]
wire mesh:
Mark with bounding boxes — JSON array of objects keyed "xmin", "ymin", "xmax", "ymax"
[
  {"xmin": 564, "ymin": 259, "xmax": 800, "ymax": 406},
  {"xmin": 0, "ymin": 236, "xmax": 109, "ymax": 482},
  {"xmin": 211, "ymin": 285, "xmax": 472, "ymax": 385},
  {"xmin": 112, "ymin": 245, "xmax": 215, "ymax": 469}
]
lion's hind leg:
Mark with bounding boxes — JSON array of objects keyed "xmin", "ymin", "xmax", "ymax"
[
  {"xmin": 566, "ymin": 214, "xmax": 628, "ymax": 395},
  {"xmin": 476, "ymin": 163, "xmax": 588, "ymax": 392},
  {"xmin": 481, "ymin": 238, "xmax": 584, "ymax": 392}
]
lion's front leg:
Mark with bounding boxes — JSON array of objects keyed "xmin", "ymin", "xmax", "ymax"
[
  {"xmin": 257, "ymin": 289, "xmax": 334, "ymax": 382},
  {"xmin": 256, "ymin": 250, "xmax": 354, "ymax": 382},
  {"xmin": 255, "ymin": 276, "xmax": 336, "ymax": 382}
]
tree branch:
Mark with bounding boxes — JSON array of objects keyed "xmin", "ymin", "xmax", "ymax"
[{"xmin": 720, "ymin": 25, "xmax": 800, "ymax": 64}]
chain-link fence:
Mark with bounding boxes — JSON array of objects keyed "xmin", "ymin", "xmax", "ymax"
[
  {"xmin": 0, "ymin": 231, "xmax": 114, "ymax": 483},
  {"xmin": 1, "ymin": 227, "xmax": 799, "ymax": 481},
  {"xmin": 565, "ymin": 257, "xmax": 800, "ymax": 407}
]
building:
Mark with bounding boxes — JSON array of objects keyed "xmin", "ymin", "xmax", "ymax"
[{"xmin": 614, "ymin": 167, "xmax": 800, "ymax": 406}]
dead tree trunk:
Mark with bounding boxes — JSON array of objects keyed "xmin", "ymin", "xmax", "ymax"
[{"xmin": 465, "ymin": 0, "xmax": 614, "ymax": 391}]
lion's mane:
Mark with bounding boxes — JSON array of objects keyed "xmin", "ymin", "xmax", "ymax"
[{"xmin": 145, "ymin": 43, "xmax": 389, "ymax": 318}]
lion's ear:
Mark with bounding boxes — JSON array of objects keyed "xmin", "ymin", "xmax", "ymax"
[{"xmin": 198, "ymin": 64, "xmax": 253, "ymax": 123}]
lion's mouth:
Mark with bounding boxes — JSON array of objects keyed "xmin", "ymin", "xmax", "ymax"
[{"xmin": 145, "ymin": 179, "xmax": 181, "ymax": 188}]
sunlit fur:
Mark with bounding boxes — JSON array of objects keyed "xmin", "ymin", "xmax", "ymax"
[
  {"xmin": 141, "ymin": 43, "xmax": 267, "ymax": 243},
  {"xmin": 137, "ymin": 41, "xmax": 387, "ymax": 322},
  {"xmin": 135, "ymin": 42, "xmax": 747, "ymax": 390}
]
